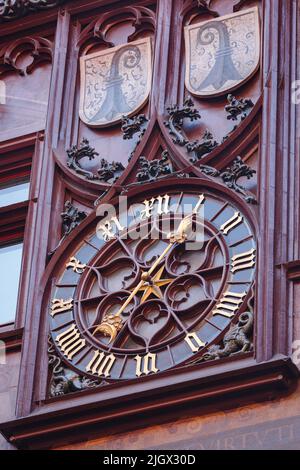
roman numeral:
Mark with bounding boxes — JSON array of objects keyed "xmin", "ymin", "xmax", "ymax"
[
  {"xmin": 157, "ymin": 194, "xmax": 170, "ymax": 216},
  {"xmin": 231, "ymin": 249, "xmax": 256, "ymax": 273},
  {"xmin": 220, "ymin": 212, "xmax": 243, "ymax": 235},
  {"xmin": 50, "ymin": 298, "xmax": 73, "ymax": 317},
  {"xmin": 55, "ymin": 324, "xmax": 86, "ymax": 360},
  {"xmin": 141, "ymin": 194, "xmax": 170, "ymax": 220},
  {"xmin": 66, "ymin": 257, "xmax": 86, "ymax": 274},
  {"xmin": 86, "ymin": 350, "xmax": 116, "ymax": 378},
  {"xmin": 185, "ymin": 332, "xmax": 206, "ymax": 353},
  {"xmin": 135, "ymin": 353, "xmax": 159, "ymax": 377},
  {"xmin": 213, "ymin": 291, "xmax": 246, "ymax": 318},
  {"xmin": 193, "ymin": 194, "xmax": 205, "ymax": 214}
]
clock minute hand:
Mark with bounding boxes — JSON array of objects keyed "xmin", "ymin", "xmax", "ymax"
[
  {"xmin": 93, "ymin": 214, "xmax": 194, "ymax": 342},
  {"xmin": 114, "ymin": 213, "xmax": 194, "ymax": 318}
]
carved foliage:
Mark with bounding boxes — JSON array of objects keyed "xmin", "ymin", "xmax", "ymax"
[
  {"xmin": 200, "ymin": 157, "xmax": 257, "ymax": 204},
  {"xmin": 67, "ymin": 138, "xmax": 124, "ymax": 183},
  {"xmin": 136, "ymin": 151, "xmax": 173, "ymax": 183},
  {"xmin": 97, "ymin": 160, "xmax": 125, "ymax": 183},
  {"xmin": 122, "ymin": 114, "xmax": 148, "ymax": 141},
  {"xmin": 61, "ymin": 201, "xmax": 87, "ymax": 239},
  {"xmin": 225, "ymin": 94, "xmax": 254, "ymax": 122},
  {"xmin": 0, "ymin": 36, "xmax": 53, "ymax": 76},
  {"xmin": 0, "ymin": 0, "xmax": 64, "ymax": 22},
  {"xmin": 67, "ymin": 138, "xmax": 99, "ymax": 180},
  {"xmin": 220, "ymin": 156, "xmax": 257, "ymax": 204},
  {"xmin": 164, "ymin": 97, "xmax": 201, "ymax": 146},
  {"xmin": 122, "ymin": 114, "xmax": 148, "ymax": 161},
  {"xmin": 186, "ymin": 130, "xmax": 218, "ymax": 162}
]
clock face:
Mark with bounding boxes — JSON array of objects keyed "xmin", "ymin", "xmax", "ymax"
[{"xmin": 49, "ymin": 189, "xmax": 256, "ymax": 381}]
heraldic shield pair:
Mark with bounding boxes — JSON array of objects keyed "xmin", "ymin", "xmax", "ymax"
[{"xmin": 79, "ymin": 7, "xmax": 260, "ymax": 128}]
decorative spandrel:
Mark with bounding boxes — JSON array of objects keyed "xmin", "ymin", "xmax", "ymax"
[
  {"xmin": 185, "ymin": 7, "xmax": 260, "ymax": 97},
  {"xmin": 48, "ymin": 188, "xmax": 256, "ymax": 386},
  {"xmin": 79, "ymin": 38, "xmax": 152, "ymax": 128}
]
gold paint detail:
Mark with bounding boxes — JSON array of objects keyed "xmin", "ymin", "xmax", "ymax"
[
  {"xmin": 97, "ymin": 221, "xmax": 116, "ymax": 242},
  {"xmin": 140, "ymin": 194, "xmax": 170, "ymax": 220},
  {"xmin": 91, "ymin": 211, "xmax": 197, "ymax": 341},
  {"xmin": 92, "ymin": 315, "xmax": 123, "ymax": 344},
  {"xmin": 220, "ymin": 212, "xmax": 243, "ymax": 235},
  {"xmin": 193, "ymin": 194, "xmax": 206, "ymax": 214},
  {"xmin": 135, "ymin": 353, "xmax": 159, "ymax": 377},
  {"xmin": 86, "ymin": 350, "xmax": 116, "ymax": 377},
  {"xmin": 66, "ymin": 257, "xmax": 87, "ymax": 274},
  {"xmin": 50, "ymin": 298, "xmax": 73, "ymax": 317},
  {"xmin": 55, "ymin": 324, "xmax": 86, "ymax": 360},
  {"xmin": 231, "ymin": 249, "xmax": 256, "ymax": 273},
  {"xmin": 156, "ymin": 194, "xmax": 170, "ymax": 216},
  {"xmin": 185, "ymin": 332, "xmax": 207, "ymax": 353},
  {"xmin": 111, "ymin": 216, "xmax": 125, "ymax": 232},
  {"xmin": 168, "ymin": 213, "xmax": 195, "ymax": 244},
  {"xmin": 137, "ymin": 266, "xmax": 173, "ymax": 303},
  {"xmin": 213, "ymin": 291, "xmax": 247, "ymax": 318}
]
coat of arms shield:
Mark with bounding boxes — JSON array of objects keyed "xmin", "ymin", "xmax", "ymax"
[
  {"xmin": 79, "ymin": 38, "xmax": 152, "ymax": 128},
  {"xmin": 185, "ymin": 7, "xmax": 260, "ymax": 98}
]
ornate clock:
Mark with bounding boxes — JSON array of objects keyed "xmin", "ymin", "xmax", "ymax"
[{"xmin": 49, "ymin": 186, "xmax": 256, "ymax": 382}]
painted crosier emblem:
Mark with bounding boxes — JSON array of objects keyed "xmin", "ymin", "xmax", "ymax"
[
  {"xmin": 79, "ymin": 38, "xmax": 152, "ymax": 128},
  {"xmin": 185, "ymin": 7, "xmax": 260, "ymax": 98}
]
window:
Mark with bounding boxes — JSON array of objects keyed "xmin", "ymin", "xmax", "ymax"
[
  {"xmin": 0, "ymin": 242, "xmax": 23, "ymax": 325},
  {"xmin": 0, "ymin": 141, "xmax": 33, "ymax": 327},
  {"xmin": 0, "ymin": 180, "xmax": 30, "ymax": 208}
]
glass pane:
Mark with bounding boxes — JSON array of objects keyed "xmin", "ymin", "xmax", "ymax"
[
  {"xmin": 0, "ymin": 181, "xmax": 29, "ymax": 208},
  {"xmin": 0, "ymin": 243, "xmax": 23, "ymax": 325}
]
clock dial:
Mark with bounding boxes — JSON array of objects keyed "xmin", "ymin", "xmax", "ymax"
[{"xmin": 49, "ymin": 190, "xmax": 256, "ymax": 381}]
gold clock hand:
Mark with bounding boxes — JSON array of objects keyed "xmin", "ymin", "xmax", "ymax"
[
  {"xmin": 114, "ymin": 214, "xmax": 194, "ymax": 318},
  {"xmin": 93, "ymin": 213, "xmax": 194, "ymax": 343}
]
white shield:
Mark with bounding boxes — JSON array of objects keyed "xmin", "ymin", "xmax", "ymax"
[
  {"xmin": 185, "ymin": 7, "xmax": 260, "ymax": 98},
  {"xmin": 79, "ymin": 38, "xmax": 152, "ymax": 128}
]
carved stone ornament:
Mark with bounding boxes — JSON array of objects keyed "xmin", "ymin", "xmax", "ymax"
[
  {"xmin": 164, "ymin": 97, "xmax": 201, "ymax": 146},
  {"xmin": 0, "ymin": 0, "xmax": 64, "ymax": 22},
  {"xmin": 48, "ymin": 201, "xmax": 87, "ymax": 257},
  {"xmin": 195, "ymin": 298, "xmax": 254, "ymax": 363},
  {"xmin": 225, "ymin": 94, "xmax": 254, "ymax": 121},
  {"xmin": 0, "ymin": 36, "xmax": 53, "ymax": 77},
  {"xmin": 184, "ymin": 7, "xmax": 260, "ymax": 97},
  {"xmin": 67, "ymin": 138, "xmax": 124, "ymax": 183},
  {"xmin": 67, "ymin": 138, "xmax": 99, "ymax": 180},
  {"xmin": 219, "ymin": 156, "xmax": 257, "ymax": 204},
  {"xmin": 164, "ymin": 97, "xmax": 219, "ymax": 161},
  {"xmin": 200, "ymin": 156, "xmax": 257, "ymax": 204},
  {"xmin": 48, "ymin": 336, "xmax": 99, "ymax": 398},
  {"xmin": 186, "ymin": 129, "xmax": 218, "ymax": 162},
  {"xmin": 136, "ymin": 151, "xmax": 173, "ymax": 182},
  {"xmin": 122, "ymin": 114, "xmax": 148, "ymax": 140},
  {"xmin": 79, "ymin": 38, "xmax": 152, "ymax": 128},
  {"xmin": 121, "ymin": 114, "xmax": 148, "ymax": 161},
  {"xmin": 61, "ymin": 201, "xmax": 87, "ymax": 239},
  {"xmin": 97, "ymin": 159, "xmax": 125, "ymax": 183}
]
